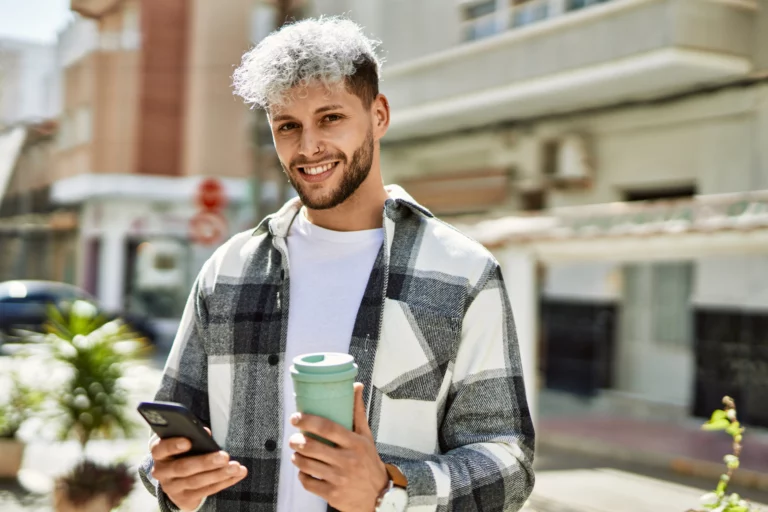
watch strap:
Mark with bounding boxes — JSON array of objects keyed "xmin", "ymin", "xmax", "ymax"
[{"xmin": 385, "ymin": 463, "xmax": 408, "ymax": 489}]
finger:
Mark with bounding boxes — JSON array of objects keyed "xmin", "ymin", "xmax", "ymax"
[
  {"xmin": 187, "ymin": 470, "xmax": 248, "ymax": 502},
  {"xmin": 289, "ymin": 433, "xmax": 339, "ymax": 466},
  {"xmin": 151, "ymin": 437, "xmax": 192, "ymax": 461},
  {"xmin": 291, "ymin": 413, "xmax": 353, "ymax": 447},
  {"xmin": 291, "ymin": 452, "xmax": 336, "ymax": 482},
  {"xmin": 298, "ymin": 470, "xmax": 331, "ymax": 500},
  {"xmin": 156, "ymin": 451, "xmax": 230, "ymax": 480},
  {"xmin": 352, "ymin": 383, "xmax": 372, "ymax": 438},
  {"xmin": 176, "ymin": 461, "xmax": 248, "ymax": 492},
  {"xmin": 204, "ymin": 427, "xmax": 212, "ymax": 436}
]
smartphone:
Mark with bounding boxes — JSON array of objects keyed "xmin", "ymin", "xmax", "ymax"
[{"xmin": 137, "ymin": 401, "xmax": 221, "ymax": 457}]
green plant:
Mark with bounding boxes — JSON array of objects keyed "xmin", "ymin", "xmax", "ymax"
[
  {"xmin": 44, "ymin": 300, "xmax": 150, "ymax": 449},
  {"xmin": 0, "ymin": 372, "xmax": 45, "ymax": 439},
  {"xmin": 689, "ymin": 396, "xmax": 759, "ymax": 512},
  {"xmin": 55, "ymin": 459, "xmax": 135, "ymax": 508}
]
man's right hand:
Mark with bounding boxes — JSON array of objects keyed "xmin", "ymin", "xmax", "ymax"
[{"xmin": 150, "ymin": 432, "xmax": 248, "ymax": 511}]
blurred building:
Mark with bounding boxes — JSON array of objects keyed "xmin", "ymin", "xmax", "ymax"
[
  {"xmin": 0, "ymin": 0, "xmax": 265, "ymax": 340},
  {"xmin": 0, "ymin": 38, "xmax": 60, "ymax": 128},
  {"xmin": 304, "ymin": 0, "xmax": 768, "ymax": 426}
]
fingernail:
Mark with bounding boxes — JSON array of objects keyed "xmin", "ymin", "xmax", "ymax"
[
  {"xmin": 227, "ymin": 464, "xmax": 238, "ymax": 474},
  {"xmin": 240, "ymin": 466, "xmax": 247, "ymax": 475},
  {"xmin": 176, "ymin": 440, "xmax": 189, "ymax": 450},
  {"xmin": 290, "ymin": 413, "xmax": 301, "ymax": 425},
  {"xmin": 214, "ymin": 452, "xmax": 227, "ymax": 464}
]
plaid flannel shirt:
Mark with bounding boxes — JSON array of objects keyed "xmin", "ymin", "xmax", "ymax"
[{"xmin": 139, "ymin": 185, "xmax": 535, "ymax": 511}]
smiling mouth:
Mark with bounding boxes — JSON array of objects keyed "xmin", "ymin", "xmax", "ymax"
[{"xmin": 298, "ymin": 161, "xmax": 339, "ymax": 176}]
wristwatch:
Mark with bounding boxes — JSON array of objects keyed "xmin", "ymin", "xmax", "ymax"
[{"xmin": 375, "ymin": 464, "xmax": 408, "ymax": 512}]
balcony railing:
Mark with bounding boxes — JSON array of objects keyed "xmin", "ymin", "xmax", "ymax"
[{"xmin": 463, "ymin": 0, "xmax": 615, "ymax": 41}]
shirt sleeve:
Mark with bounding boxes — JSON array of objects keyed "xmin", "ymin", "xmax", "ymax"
[
  {"xmin": 138, "ymin": 270, "xmax": 212, "ymax": 512},
  {"xmin": 395, "ymin": 263, "xmax": 536, "ymax": 511}
]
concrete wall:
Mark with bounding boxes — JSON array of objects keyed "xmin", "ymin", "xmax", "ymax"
[
  {"xmin": 543, "ymin": 262, "xmax": 621, "ymax": 302},
  {"xmin": 308, "ymin": 0, "xmax": 459, "ymax": 65},
  {"xmin": 694, "ymin": 256, "xmax": 768, "ymax": 312}
]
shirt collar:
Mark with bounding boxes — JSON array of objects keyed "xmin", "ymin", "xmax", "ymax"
[{"xmin": 253, "ymin": 184, "xmax": 433, "ymax": 238}]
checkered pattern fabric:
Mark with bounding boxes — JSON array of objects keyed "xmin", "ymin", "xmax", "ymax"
[{"xmin": 139, "ymin": 186, "xmax": 535, "ymax": 512}]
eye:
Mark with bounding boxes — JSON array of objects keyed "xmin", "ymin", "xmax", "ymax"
[
  {"xmin": 323, "ymin": 114, "xmax": 343, "ymax": 123},
  {"xmin": 278, "ymin": 122, "xmax": 299, "ymax": 132}
]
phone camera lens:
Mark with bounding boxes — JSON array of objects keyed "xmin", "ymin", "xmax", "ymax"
[{"xmin": 142, "ymin": 410, "xmax": 168, "ymax": 426}]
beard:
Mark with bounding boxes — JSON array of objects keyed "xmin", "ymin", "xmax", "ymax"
[{"xmin": 282, "ymin": 128, "xmax": 374, "ymax": 211}]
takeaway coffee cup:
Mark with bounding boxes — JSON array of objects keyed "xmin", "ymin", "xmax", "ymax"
[{"xmin": 290, "ymin": 352, "xmax": 358, "ymax": 446}]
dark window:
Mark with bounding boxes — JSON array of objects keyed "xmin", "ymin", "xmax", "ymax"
[
  {"xmin": 521, "ymin": 189, "xmax": 546, "ymax": 211},
  {"xmin": 542, "ymin": 140, "xmax": 560, "ymax": 178},
  {"xmin": 466, "ymin": 0, "xmax": 496, "ymax": 18},
  {"xmin": 624, "ymin": 186, "xmax": 696, "ymax": 202}
]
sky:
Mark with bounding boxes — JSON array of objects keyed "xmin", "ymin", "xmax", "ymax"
[{"xmin": 0, "ymin": 0, "xmax": 73, "ymax": 44}]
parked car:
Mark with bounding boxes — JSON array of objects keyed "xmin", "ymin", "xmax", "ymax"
[{"xmin": 0, "ymin": 280, "xmax": 157, "ymax": 344}]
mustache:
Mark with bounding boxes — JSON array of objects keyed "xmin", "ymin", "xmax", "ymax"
[{"xmin": 291, "ymin": 153, "xmax": 346, "ymax": 169}]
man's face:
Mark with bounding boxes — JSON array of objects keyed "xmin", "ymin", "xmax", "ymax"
[{"xmin": 268, "ymin": 83, "xmax": 378, "ymax": 210}]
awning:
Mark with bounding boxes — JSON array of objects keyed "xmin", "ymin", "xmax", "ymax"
[{"xmin": 456, "ymin": 191, "xmax": 768, "ymax": 262}]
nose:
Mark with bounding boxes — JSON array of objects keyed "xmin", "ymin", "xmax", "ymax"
[{"xmin": 298, "ymin": 126, "xmax": 322, "ymax": 158}]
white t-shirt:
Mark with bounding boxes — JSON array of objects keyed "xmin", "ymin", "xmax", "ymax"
[{"xmin": 277, "ymin": 209, "xmax": 384, "ymax": 512}]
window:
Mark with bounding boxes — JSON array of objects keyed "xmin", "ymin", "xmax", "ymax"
[
  {"xmin": 74, "ymin": 106, "xmax": 92, "ymax": 146},
  {"xmin": 511, "ymin": 0, "xmax": 549, "ymax": 28},
  {"xmin": 567, "ymin": 0, "xmax": 613, "ymax": 12},
  {"xmin": 624, "ymin": 186, "xmax": 696, "ymax": 203},
  {"xmin": 121, "ymin": 4, "xmax": 141, "ymax": 50},
  {"xmin": 623, "ymin": 262, "xmax": 693, "ymax": 348},
  {"xmin": 461, "ymin": 0, "xmax": 616, "ymax": 41},
  {"xmin": 462, "ymin": 0, "xmax": 501, "ymax": 41}
]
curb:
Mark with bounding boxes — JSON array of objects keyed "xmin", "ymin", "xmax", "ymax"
[{"xmin": 539, "ymin": 434, "xmax": 768, "ymax": 491}]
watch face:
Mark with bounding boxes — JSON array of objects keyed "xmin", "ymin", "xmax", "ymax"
[{"xmin": 378, "ymin": 487, "xmax": 408, "ymax": 512}]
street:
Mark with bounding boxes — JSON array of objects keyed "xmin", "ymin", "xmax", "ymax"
[
  {"xmin": 1, "ymin": 351, "xmax": 767, "ymax": 512},
  {"xmin": 528, "ymin": 446, "xmax": 768, "ymax": 511}
]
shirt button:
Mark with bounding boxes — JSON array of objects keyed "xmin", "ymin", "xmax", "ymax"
[
  {"xmin": 265, "ymin": 439, "xmax": 277, "ymax": 451},
  {"xmin": 268, "ymin": 354, "xmax": 279, "ymax": 366}
]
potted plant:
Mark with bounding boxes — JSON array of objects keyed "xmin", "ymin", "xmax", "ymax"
[
  {"xmin": 0, "ymin": 372, "xmax": 44, "ymax": 478},
  {"xmin": 53, "ymin": 460, "xmax": 135, "ymax": 512},
  {"xmin": 42, "ymin": 300, "xmax": 148, "ymax": 512}
]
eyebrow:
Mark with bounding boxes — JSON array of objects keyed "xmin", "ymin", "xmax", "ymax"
[{"xmin": 271, "ymin": 104, "xmax": 346, "ymax": 123}]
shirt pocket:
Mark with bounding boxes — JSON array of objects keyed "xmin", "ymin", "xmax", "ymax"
[{"xmin": 373, "ymin": 300, "xmax": 462, "ymax": 403}]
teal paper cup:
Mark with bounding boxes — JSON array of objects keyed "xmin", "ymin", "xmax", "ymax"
[{"xmin": 290, "ymin": 353, "xmax": 358, "ymax": 446}]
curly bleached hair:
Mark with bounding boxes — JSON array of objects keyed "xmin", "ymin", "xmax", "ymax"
[{"xmin": 232, "ymin": 16, "xmax": 383, "ymax": 111}]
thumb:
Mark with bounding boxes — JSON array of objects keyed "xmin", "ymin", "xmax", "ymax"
[{"xmin": 352, "ymin": 382, "xmax": 372, "ymax": 438}]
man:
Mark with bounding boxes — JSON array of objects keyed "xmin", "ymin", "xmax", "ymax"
[{"xmin": 139, "ymin": 16, "xmax": 535, "ymax": 512}]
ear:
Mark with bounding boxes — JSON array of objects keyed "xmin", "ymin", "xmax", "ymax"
[{"xmin": 372, "ymin": 94, "xmax": 390, "ymax": 141}]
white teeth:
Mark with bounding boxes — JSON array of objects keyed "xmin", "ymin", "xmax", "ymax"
[{"xmin": 304, "ymin": 162, "xmax": 335, "ymax": 175}]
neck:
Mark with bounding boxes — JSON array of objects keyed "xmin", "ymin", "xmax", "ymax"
[{"xmin": 304, "ymin": 165, "xmax": 389, "ymax": 232}]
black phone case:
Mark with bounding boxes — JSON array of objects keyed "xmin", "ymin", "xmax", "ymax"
[{"xmin": 137, "ymin": 401, "xmax": 221, "ymax": 457}]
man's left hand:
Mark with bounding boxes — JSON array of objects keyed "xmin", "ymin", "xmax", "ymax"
[{"xmin": 289, "ymin": 383, "xmax": 390, "ymax": 512}]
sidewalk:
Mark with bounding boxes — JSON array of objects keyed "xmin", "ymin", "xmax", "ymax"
[{"xmin": 539, "ymin": 414, "xmax": 768, "ymax": 491}]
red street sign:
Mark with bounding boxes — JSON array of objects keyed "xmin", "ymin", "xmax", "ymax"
[
  {"xmin": 197, "ymin": 178, "xmax": 227, "ymax": 211},
  {"xmin": 189, "ymin": 211, "xmax": 228, "ymax": 246}
]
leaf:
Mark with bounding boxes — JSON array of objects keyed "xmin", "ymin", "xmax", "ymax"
[
  {"xmin": 703, "ymin": 419, "xmax": 731, "ymax": 431},
  {"xmin": 710, "ymin": 410, "xmax": 728, "ymax": 423},
  {"xmin": 726, "ymin": 422, "xmax": 742, "ymax": 436}
]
